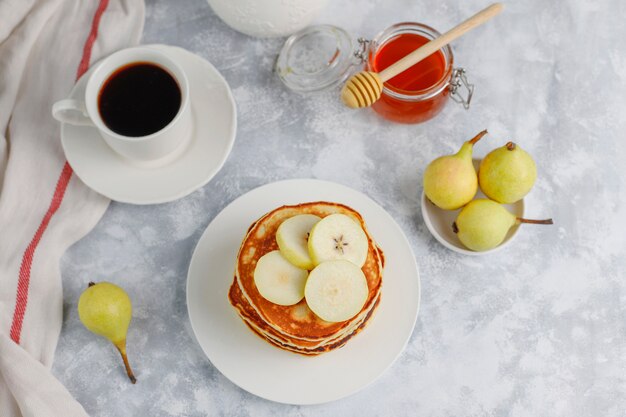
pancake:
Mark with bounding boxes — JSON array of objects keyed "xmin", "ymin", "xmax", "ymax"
[
  {"xmin": 228, "ymin": 245, "xmax": 384, "ymax": 352},
  {"xmin": 236, "ymin": 203, "xmax": 383, "ymax": 339},
  {"xmin": 236, "ymin": 294, "xmax": 381, "ymax": 355},
  {"xmin": 228, "ymin": 202, "xmax": 384, "ymax": 355}
]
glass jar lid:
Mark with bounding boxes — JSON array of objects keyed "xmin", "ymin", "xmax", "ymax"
[{"xmin": 275, "ymin": 25, "xmax": 356, "ymax": 93}]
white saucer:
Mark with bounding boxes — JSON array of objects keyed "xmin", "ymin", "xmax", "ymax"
[
  {"xmin": 61, "ymin": 45, "xmax": 237, "ymax": 204},
  {"xmin": 186, "ymin": 179, "xmax": 421, "ymax": 404}
]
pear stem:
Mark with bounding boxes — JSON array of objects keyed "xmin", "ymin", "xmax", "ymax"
[
  {"xmin": 88, "ymin": 282, "xmax": 95, "ymax": 287},
  {"xmin": 506, "ymin": 141, "xmax": 516, "ymax": 151},
  {"xmin": 452, "ymin": 222, "xmax": 459, "ymax": 233},
  {"xmin": 115, "ymin": 344, "xmax": 137, "ymax": 384},
  {"xmin": 517, "ymin": 218, "xmax": 553, "ymax": 225},
  {"xmin": 468, "ymin": 129, "xmax": 488, "ymax": 145}
]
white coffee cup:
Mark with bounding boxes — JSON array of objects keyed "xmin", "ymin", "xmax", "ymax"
[{"xmin": 52, "ymin": 47, "xmax": 192, "ymax": 162}]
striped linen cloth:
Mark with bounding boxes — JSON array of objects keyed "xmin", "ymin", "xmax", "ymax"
[{"xmin": 0, "ymin": 0, "xmax": 144, "ymax": 415}]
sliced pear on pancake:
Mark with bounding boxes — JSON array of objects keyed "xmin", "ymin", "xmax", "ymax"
[
  {"xmin": 254, "ymin": 251, "xmax": 308, "ymax": 306},
  {"xmin": 308, "ymin": 214, "xmax": 369, "ymax": 267},
  {"xmin": 276, "ymin": 214, "xmax": 321, "ymax": 270},
  {"xmin": 305, "ymin": 260, "xmax": 368, "ymax": 322}
]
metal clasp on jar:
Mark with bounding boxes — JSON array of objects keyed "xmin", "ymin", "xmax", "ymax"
[
  {"xmin": 353, "ymin": 38, "xmax": 370, "ymax": 63},
  {"xmin": 449, "ymin": 68, "xmax": 474, "ymax": 109}
]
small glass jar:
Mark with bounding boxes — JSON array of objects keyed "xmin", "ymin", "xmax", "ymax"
[
  {"xmin": 275, "ymin": 23, "xmax": 473, "ymax": 124},
  {"xmin": 368, "ymin": 22, "xmax": 459, "ymax": 124}
]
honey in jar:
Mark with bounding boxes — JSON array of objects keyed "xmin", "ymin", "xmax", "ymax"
[{"xmin": 368, "ymin": 24, "xmax": 448, "ymax": 123}]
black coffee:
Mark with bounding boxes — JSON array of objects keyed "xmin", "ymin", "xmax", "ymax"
[{"xmin": 98, "ymin": 62, "xmax": 181, "ymax": 137}]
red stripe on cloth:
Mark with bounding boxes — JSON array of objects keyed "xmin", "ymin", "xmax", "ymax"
[
  {"xmin": 76, "ymin": 0, "xmax": 109, "ymax": 80},
  {"xmin": 10, "ymin": 163, "xmax": 73, "ymax": 342},
  {"xmin": 10, "ymin": 0, "xmax": 110, "ymax": 344}
]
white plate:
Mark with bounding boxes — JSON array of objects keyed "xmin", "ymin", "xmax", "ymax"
[
  {"xmin": 421, "ymin": 159, "xmax": 525, "ymax": 255},
  {"xmin": 61, "ymin": 45, "xmax": 237, "ymax": 204},
  {"xmin": 186, "ymin": 179, "xmax": 420, "ymax": 404}
]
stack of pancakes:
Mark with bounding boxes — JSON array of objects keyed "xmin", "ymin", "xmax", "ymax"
[{"xmin": 228, "ymin": 202, "xmax": 384, "ymax": 355}]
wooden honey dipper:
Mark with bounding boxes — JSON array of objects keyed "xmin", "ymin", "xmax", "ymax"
[{"xmin": 341, "ymin": 3, "xmax": 503, "ymax": 109}]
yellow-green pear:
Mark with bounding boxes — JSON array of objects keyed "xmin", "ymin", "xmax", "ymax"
[
  {"xmin": 453, "ymin": 199, "xmax": 553, "ymax": 251},
  {"xmin": 478, "ymin": 142, "xmax": 537, "ymax": 203},
  {"xmin": 423, "ymin": 130, "xmax": 487, "ymax": 210},
  {"xmin": 78, "ymin": 282, "xmax": 136, "ymax": 383}
]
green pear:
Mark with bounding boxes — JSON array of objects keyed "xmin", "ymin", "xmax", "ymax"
[
  {"xmin": 423, "ymin": 130, "xmax": 487, "ymax": 210},
  {"xmin": 478, "ymin": 142, "xmax": 537, "ymax": 203},
  {"xmin": 78, "ymin": 282, "xmax": 136, "ymax": 383},
  {"xmin": 453, "ymin": 199, "xmax": 553, "ymax": 251}
]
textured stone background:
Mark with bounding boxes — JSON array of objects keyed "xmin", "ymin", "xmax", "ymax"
[{"xmin": 53, "ymin": 0, "xmax": 626, "ymax": 416}]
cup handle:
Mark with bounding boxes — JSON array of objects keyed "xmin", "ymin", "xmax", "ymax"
[{"xmin": 52, "ymin": 99, "xmax": 94, "ymax": 126}]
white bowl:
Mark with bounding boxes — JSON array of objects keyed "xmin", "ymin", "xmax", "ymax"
[
  {"xmin": 206, "ymin": 0, "xmax": 329, "ymax": 38},
  {"xmin": 421, "ymin": 159, "xmax": 525, "ymax": 256}
]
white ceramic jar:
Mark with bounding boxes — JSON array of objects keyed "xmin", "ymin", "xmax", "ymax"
[{"xmin": 206, "ymin": 0, "xmax": 329, "ymax": 38}]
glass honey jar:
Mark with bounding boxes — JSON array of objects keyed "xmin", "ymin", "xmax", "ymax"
[{"xmin": 275, "ymin": 23, "xmax": 473, "ymax": 124}]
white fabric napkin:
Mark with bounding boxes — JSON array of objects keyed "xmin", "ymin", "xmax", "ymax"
[{"xmin": 0, "ymin": 0, "xmax": 144, "ymax": 416}]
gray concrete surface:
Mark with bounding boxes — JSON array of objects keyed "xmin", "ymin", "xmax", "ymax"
[{"xmin": 53, "ymin": 0, "xmax": 626, "ymax": 415}]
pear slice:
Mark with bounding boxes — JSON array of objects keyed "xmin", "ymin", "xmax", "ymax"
[
  {"xmin": 254, "ymin": 250, "xmax": 308, "ymax": 306},
  {"xmin": 304, "ymin": 260, "xmax": 369, "ymax": 322},
  {"xmin": 307, "ymin": 214, "xmax": 369, "ymax": 267},
  {"xmin": 276, "ymin": 214, "xmax": 321, "ymax": 269}
]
